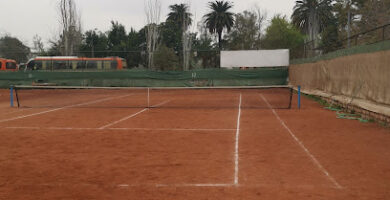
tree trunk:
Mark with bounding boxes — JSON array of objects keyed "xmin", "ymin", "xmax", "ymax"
[{"xmin": 218, "ymin": 31, "xmax": 222, "ymax": 50}]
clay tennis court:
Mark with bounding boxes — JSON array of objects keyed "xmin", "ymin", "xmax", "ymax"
[{"xmin": 0, "ymin": 88, "xmax": 389, "ymax": 200}]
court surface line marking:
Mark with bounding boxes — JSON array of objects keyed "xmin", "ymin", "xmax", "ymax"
[
  {"xmin": 11, "ymin": 182, "xmax": 337, "ymax": 189},
  {"xmin": 0, "ymin": 94, "xmax": 134, "ymax": 124},
  {"xmin": 260, "ymin": 94, "xmax": 343, "ymax": 189},
  {"xmin": 99, "ymin": 100, "xmax": 171, "ymax": 129},
  {"xmin": 234, "ymin": 93, "xmax": 242, "ymax": 185},
  {"xmin": 4, "ymin": 127, "xmax": 235, "ymax": 132}
]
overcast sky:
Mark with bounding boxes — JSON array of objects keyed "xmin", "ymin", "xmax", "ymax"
[{"xmin": 0, "ymin": 0, "xmax": 295, "ymax": 48}]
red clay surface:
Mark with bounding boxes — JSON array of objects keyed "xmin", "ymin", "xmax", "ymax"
[{"xmin": 0, "ymin": 89, "xmax": 390, "ymax": 200}]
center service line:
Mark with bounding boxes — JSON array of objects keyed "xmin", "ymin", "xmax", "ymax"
[
  {"xmin": 234, "ymin": 93, "xmax": 242, "ymax": 185},
  {"xmin": 99, "ymin": 100, "xmax": 171, "ymax": 129}
]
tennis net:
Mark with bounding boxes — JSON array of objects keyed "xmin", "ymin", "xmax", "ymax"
[{"xmin": 12, "ymin": 85, "xmax": 293, "ymax": 109}]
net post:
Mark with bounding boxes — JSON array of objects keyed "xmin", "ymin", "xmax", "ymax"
[
  {"xmin": 298, "ymin": 85, "xmax": 301, "ymax": 109},
  {"xmin": 10, "ymin": 85, "xmax": 14, "ymax": 107},
  {"xmin": 288, "ymin": 87, "xmax": 293, "ymax": 109}
]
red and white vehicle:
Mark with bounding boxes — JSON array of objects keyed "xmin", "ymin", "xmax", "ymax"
[
  {"xmin": 25, "ymin": 56, "xmax": 127, "ymax": 71},
  {"xmin": 0, "ymin": 58, "xmax": 18, "ymax": 71}
]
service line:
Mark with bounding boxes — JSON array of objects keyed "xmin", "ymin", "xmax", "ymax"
[
  {"xmin": 260, "ymin": 94, "xmax": 343, "ymax": 189},
  {"xmin": 98, "ymin": 100, "xmax": 171, "ymax": 129},
  {"xmin": 4, "ymin": 126, "xmax": 236, "ymax": 132}
]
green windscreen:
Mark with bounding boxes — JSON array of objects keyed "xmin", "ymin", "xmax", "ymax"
[{"xmin": 0, "ymin": 68, "xmax": 288, "ymax": 88}]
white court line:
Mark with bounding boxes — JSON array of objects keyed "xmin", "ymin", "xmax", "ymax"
[
  {"xmin": 155, "ymin": 183, "xmax": 234, "ymax": 187},
  {"xmin": 117, "ymin": 183, "xmax": 234, "ymax": 188},
  {"xmin": 0, "ymin": 94, "xmax": 134, "ymax": 124},
  {"xmin": 234, "ymin": 93, "xmax": 242, "ymax": 185},
  {"xmin": 260, "ymin": 94, "xmax": 343, "ymax": 189},
  {"xmin": 3, "ymin": 127, "xmax": 236, "ymax": 132},
  {"xmin": 98, "ymin": 100, "xmax": 171, "ymax": 129},
  {"xmin": 9, "ymin": 182, "xmax": 338, "ymax": 189},
  {"xmin": 111, "ymin": 128, "xmax": 235, "ymax": 132}
]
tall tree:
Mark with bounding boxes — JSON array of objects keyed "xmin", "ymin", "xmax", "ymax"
[
  {"xmin": 80, "ymin": 29, "xmax": 108, "ymax": 57},
  {"xmin": 320, "ymin": 15, "xmax": 342, "ymax": 53},
  {"xmin": 145, "ymin": 0, "xmax": 162, "ymax": 70},
  {"xmin": 58, "ymin": 0, "xmax": 82, "ymax": 56},
  {"xmin": 359, "ymin": 0, "xmax": 390, "ymax": 31},
  {"xmin": 167, "ymin": 3, "xmax": 193, "ymax": 70},
  {"xmin": 108, "ymin": 21, "xmax": 127, "ymax": 48},
  {"xmin": 167, "ymin": 4, "xmax": 193, "ymax": 31},
  {"xmin": 127, "ymin": 28, "xmax": 146, "ymax": 68},
  {"xmin": 32, "ymin": 34, "xmax": 45, "ymax": 55},
  {"xmin": 291, "ymin": 0, "xmax": 333, "ymax": 45},
  {"xmin": 0, "ymin": 36, "xmax": 31, "ymax": 63},
  {"xmin": 203, "ymin": 1, "xmax": 235, "ymax": 49},
  {"xmin": 333, "ymin": 0, "xmax": 366, "ymax": 46},
  {"xmin": 226, "ymin": 10, "xmax": 263, "ymax": 50},
  {"xmin": 263, "ymin": 15, "xmax": 305, "ymax": 58}
]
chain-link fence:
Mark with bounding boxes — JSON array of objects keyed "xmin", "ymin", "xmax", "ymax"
[{"xmin": 301, "ymin": 23, "xmax": 390, "ymax": 59}]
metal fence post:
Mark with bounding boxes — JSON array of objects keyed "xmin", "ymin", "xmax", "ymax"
[
  {"xmin": 298, "ymin": 86, "xmax": 301, "ymax": 109},
  {"xmin": 10, "ymin": 85, "xmax": 14, "ymax": 107}
]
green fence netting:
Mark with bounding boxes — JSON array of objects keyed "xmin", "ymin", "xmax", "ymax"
[
  {"xmin": 0, "ymin": 68, "xmax": 288, "ymax": 88},
  {"xmin": 291, "ymin": 40, "xmax": 390, "ymax": 65}
]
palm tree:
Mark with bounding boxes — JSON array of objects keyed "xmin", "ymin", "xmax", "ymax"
[
  {"xmin": 292, "ymin": 0, "xmax": 333, "ymax": 43},
  {"xmin": 203, "ymin": 1, "xmax": 235, "ymax": 49},
  {"xmin": 167, "ymin": 4, "xmax": 193, "ymax": 31}
]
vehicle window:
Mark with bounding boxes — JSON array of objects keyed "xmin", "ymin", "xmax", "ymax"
[
  {"xmin": 33, "ymin": 61, "xmax": 43, "ymax": 70},
  {"xmin": 104, "ymin": 61, "xmax": 112, "ymax": 70},
  {"xmin": 70, "ymin": 61, "xmax": 78, "ymax": 70},
  {"xmin": 6, "ymin": 62, "xmax": 17, "ymax": 69},
  {"xmin": 121, "ymin": 59, "xmax": 127, "ymax": 69},
  {"xmin": 111, "ymin": 61, "xmax": 118, "ymax": 69},
  {"xmin": 77, "ymin": 60, "xmax": 86, "ymax": 69},
  {"xmin": 0, "ymin": 61, "xmax": 3, "ymax": 69},
  {"xmin": 97, "ymin": 61, "xmax": 103, "ymax": 70},
  {"xmin": 53, "ymin": 60, "xmax": 70, "ymax": 70},
  {"xmin": 86, "ymin": 61, "xmax": 97, "ymax": 69},
  {"xmin": 42, "ymin": 61, "xmax": 52, "ymax": 70},
  {"xmin": 27, "ymin": 61, "xmax": 35, "ymax": 70}
]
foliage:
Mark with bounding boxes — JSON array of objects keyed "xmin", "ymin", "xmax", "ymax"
[
  {"xmin": 358, "ymin": 0, "xmax": 390, "ymax": 31},
  {"xmin": 160, "ymin": 21, "xmax": 182, "ymax": 53},
  {"xmin": 292, "ymin": 0, "xmax": 333, "ymax": 42},
  {"xmin": 0, "ymin": 36, "xmax": 31, "ymax": 63},
  {"xmin": 192, "ymin": 30, "xmax": 219, "ymax": 69},
  {"xmin": 153, "ymin": 44, "xmax": 180, "ymax": 71},
  {"xmin": 79, "ymin": 29, "xmax": 108, "ymax": 57},
  {"xmin": 226, "ymin": 11, "xmax": 262, "ymax": 50},
  {"xmin": 127, "ymin": 28, "xmax": 146, "ymax": 68},
  {"xmin": 320, "ymin": 15, "xmax": 342, "ymax": 53},
  {"xmin": 333, "ymin": 0, "xmax": 366, "ymax": 38},
  {"xmin": 203, "ymin": 1, "xmax": 235, "ymax": 49},
  {"xmin": 263, "ymin": 15, "xmax": 305, "ymax": 58},
  {"xmin": 167, "ymin": 4, "xmax": 193, "ymax": 31}
]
